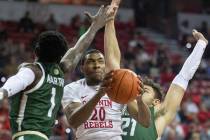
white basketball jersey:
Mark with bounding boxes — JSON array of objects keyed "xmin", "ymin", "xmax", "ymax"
[{"xmin": 62, "ymin": 79, "xmax": 125, "ymax": 140}]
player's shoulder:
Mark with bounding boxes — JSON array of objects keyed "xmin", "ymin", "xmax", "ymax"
[
  {"xmin": 18, "ymin": 62, "xmax": 40, "ymax": 70},
  {"xmin": 18, "ymin": 62, "xmax": 43, "ymax": 77},
  {"xmin": 65, "ymin": 78, "xmax": 86, "ymax": 90}
]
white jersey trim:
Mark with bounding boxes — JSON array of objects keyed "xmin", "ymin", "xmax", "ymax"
[
  {"xmin": 16, "ymin": 94, "xmax": 28, "ymax": 131},
  {"xmin": 24, "ymin": 62, "xmax": 45, "ymax": 94},
  {"xmin": 12, "ymin": 130, "xmax": 48, "ymax": 140}
]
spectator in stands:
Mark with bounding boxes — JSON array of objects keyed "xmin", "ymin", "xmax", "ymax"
[
  {"xmin": 79, "ymin": 17, "xmax": 91, "ymax": 36},
  {"xmin": 3, "ymin": 55, "xmax": 18, "ymax": 75},
  {"xmin": 0, "ymin": 99, "xmax": 11, "ymax": 140},
  {"xmin": 202, "ymin": 91, "xmax": 210, "ymax": 110},
  {"xmin": 162, "ymin": 120, "xmax": 185, "ymax": 140},
  {"xmin": 200, "ymin": 120, "xmax": 210, "ymax": 140},
  {"xmin": 179, "ymin": 20, "xmax": 191, "ymax": 37},
  {"xmin": 70, "ymin": 14, "xmax": 81, "ymax": 31},
  {"xmin": 135, "ymin": 47, "xmax": 151, "ymax": 75},
  {"xmin": 179, "ymin": 20, "xmax": 192, "ymax": 46},
  {"xmin": 185, "ymin": 122, "xmax": 201, "ymax": 140},
  {"xmin": 45, "ymin": 14, "xmax": 58, "ymax": 31},
  {"xmin": 19, "ymin": 11, "xmax": 35, "ymax": 32},
  {"xmin": 129, "ymin": 32, "xmax": 144, "ymax": 48},
  {"xmin": 199, "ymin": 21, "xmax": 208, "ymax": 37},
  {"xmin": 0, "ymin": 22, "xmax": 7, "ymax": 42},
  {"xmin": 183, "ymin": 97, "xmax": 199, "ymax": 123},
  {"xmin": 155, "ymin": 44, "xmax": 169, "ymax": 68}
]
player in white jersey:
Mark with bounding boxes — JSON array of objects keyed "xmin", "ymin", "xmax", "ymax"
[
  {"xmin": 63, "ymin": 74, "xmax": 123, "ymax": 139},
  {"xmin": 62, "ymin": 3, "xmax": 151, "ymax": 140},
  {"xmin": 62, "ymin": 48, "xmax": 151, "ymax": 140}
]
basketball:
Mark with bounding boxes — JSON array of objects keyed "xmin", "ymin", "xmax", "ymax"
[{"xmin": 107, "ymin": 69, "xmax": 141, "ymax": 104}]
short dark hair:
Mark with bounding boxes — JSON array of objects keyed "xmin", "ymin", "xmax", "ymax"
[
  {"xmin": 35, "ymin": 31, "xmax": 68, "ymax": 63},
  {"xmin": 143, "ymin": 77, "xmax": 164, "ymax": 101},
  {"xmin": 80, "ymin": 49, "xmax": 103, "ymax": 65}
]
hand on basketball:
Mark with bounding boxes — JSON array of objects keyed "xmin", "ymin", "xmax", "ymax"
[
  {"xmin": 97, "ymin": 70, "xmax": 114, "ymax": 97},
  {"xmin": 136, "ymin": 75, "xmax": 144, "ymax": 101},
  {"xmin": 84, "ymin": 5, "xmax": 114, "ymax": 30}
]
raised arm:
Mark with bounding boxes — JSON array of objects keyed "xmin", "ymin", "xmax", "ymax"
[
  {"xmin": 156, "ymin": 30, "xmax": 208, "ymax": 134},
  {"xmin": 60, "ymin": 6, "xmax": 111, "ymax": 73},
  {"xmin": 105, "ymin": 0, "xmax": 151, "ymax": 127},
  {"xmin": 104, "ymin": 1, "xmax": 121, "ymax": 72}
]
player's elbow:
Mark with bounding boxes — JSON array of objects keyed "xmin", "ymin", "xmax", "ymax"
[
  {"xmin": 136, "ymin": 114, "xmax": 151, "ymax": 128},
  {"xmin": 66, "ymin": 114, "xmax": 81, "ymax": 129},
  {"xmin": 68, "ymin": 118, "xmax": 79, "ymax": 129},
  {"xmin": 138, "ymin": 120, "xmax": 150, "ymax": 128},
  {"xmin": 137, "ymin": 119, "xmax": 150, "ymax": 128},
  {"xmin": 64, "ymin": 110, "xmax": 80, "ymax": 129},
  {"xmin": 143, "ymin": 119, "xmax": 150, "ymax": 128}
]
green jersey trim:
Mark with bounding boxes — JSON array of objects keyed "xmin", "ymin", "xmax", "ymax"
[{"xmin": 24, "ymin": 62, "xmax": 45, "ymax": 94}]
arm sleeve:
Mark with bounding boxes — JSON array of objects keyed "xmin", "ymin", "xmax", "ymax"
[
  {"xmin": 2, "ymin": 67, "xmax": 35, "ymax": 97},
  {"xmin": 172, "ymin": 40, "xmax": 207, "ymax": 90},
  {"xmin": 62, "ymin": 83, "xmax": 82, "ymax": 108}
]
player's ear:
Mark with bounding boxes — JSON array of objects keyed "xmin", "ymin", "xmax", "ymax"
[
  {"xmin": 152, "ymin": 99, "xmax": 160, "ymax": 105},
  {"xmin": 80, "ymin": 65, "xmax": 84, "ymax": 74}
]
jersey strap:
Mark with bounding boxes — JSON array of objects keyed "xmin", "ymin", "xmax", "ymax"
[{"xmin": 12, "ymin": 131, "xmax": 48, "ymax": 140}]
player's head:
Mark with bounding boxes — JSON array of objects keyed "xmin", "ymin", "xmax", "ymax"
[
  {"xmin": 80, "ymin": 49, "xmax": 105, "ymax": 85},
  {"xmin": 35, "ymin": 31, "xmax": 68, "ymax": 63},
  {"xmin": 142, "ymin": 78, "xmax": 164, "ymax": 107}
]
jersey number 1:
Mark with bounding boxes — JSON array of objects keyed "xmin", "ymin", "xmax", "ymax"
[{"xmin": 48, "ymin": 87, "xmax": 56, "ymax": 117}]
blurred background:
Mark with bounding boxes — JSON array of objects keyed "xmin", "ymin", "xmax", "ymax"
[{"xmin": 0, "ymin": 0, "xmax": 210, "ymax": 140}]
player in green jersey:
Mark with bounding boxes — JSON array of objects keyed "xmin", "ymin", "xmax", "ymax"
[
  {"xmin": 105, "ymin": 0, "xmax": 209, "ymax": 140},
  {"xmin": 0, "ymin": 5, "xmax": 112, "ymax": 140}
]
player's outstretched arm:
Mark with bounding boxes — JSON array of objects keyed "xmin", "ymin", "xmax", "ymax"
[
  {"xmin": 104, "ymin": 0, "xmax": 121, "ymax": 72},
  {"xmin": 156, "ymin": 30, "xmax": 208, "ymax": 134},
  {"xmin": 60, "ymin": 5, "xmax": 112, "ymax": 73},
  {"xmin": 127, "ymin": 76, "xmax": 151, "ymax": 127},
  {"xmin": 0, "ymin": 65, "xmax": 39, "ymax": 100},
  {"xmin": 64, "ymin": 71, "xmax": 113, "ymax": 128}
]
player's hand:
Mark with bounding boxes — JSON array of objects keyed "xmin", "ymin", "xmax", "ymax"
[
  {"xmin": 136, "ymin": 75, "xmax": 144, "ymax": 102},
  {"xmin": 192, "ymin": 29, "xmax": 208, "ymax": 44},
  {"xmin": 107, "ymin": 0, "xmax": 121, "ymax": 17},
  {"xmin": 107, "ymin": 5, "xmax": 119, "ymax": 18},
  {"xmin": 84, "ymin": 5, "xmax": 114, "ymax": 30},
  {"xmin": 97, "ymin": 70, "xmax": 114, "ymax": 97},
  {"xmin": 111, "ymin": 0, "xmax": 121, "ymax": 6}
]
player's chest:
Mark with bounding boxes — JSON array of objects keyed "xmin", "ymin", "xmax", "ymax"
[{"xmin": 79, "ymin": 88, "xmax": 124, "ymax": 111}]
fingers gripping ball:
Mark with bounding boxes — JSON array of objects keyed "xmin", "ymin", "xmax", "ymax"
[{"xmin": 107, "ymin": 69, "xmax": 142, "ymax": 104}]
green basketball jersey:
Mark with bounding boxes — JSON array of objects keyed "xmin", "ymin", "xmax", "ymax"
[
  {"xmin": 9, "ymin": 62, "xmax": 64, "ymax": 138},
  {"xmin": 122, "ymin": 107, "xmax": 158, "ymax": 140}
]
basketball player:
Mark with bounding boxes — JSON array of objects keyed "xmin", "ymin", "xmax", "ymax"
[
  {"xmin": 0, "ymin": 6, "xmax": 111, "ymax": 140},
  {"xmin": 105, "ymin": 1, "xmax": 209, "ymax": 140},
  {"xmin": 62, "ymin": 7, "xmax": 151, "ymax": 140}
]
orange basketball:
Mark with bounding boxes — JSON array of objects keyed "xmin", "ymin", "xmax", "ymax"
[{"xmin": 107, "ymin": 69, "xmax": 141, "ymax": 104}]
